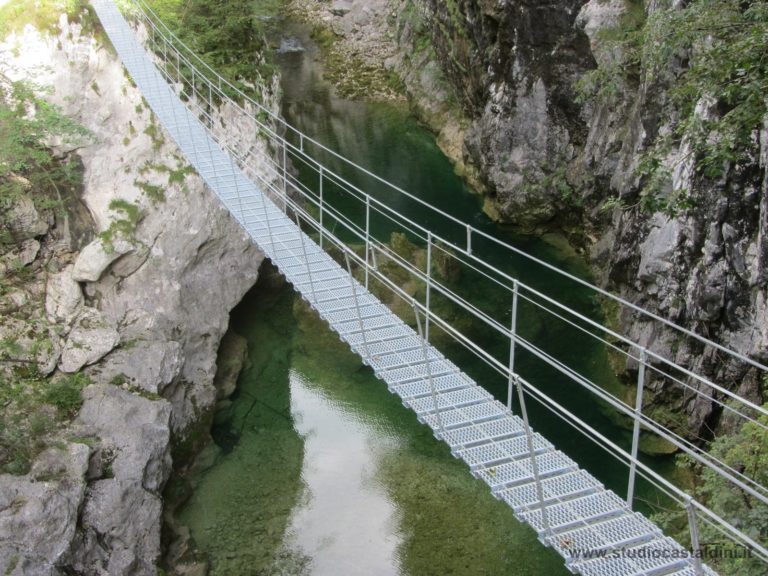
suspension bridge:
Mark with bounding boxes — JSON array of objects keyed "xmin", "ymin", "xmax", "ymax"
[{"xmin": 91, "ymin": 0, "xmax": 768, "ymax": 574}]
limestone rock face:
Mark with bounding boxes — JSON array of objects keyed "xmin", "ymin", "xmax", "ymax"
[
  {"xmin": 1, "ymin": 12, "xmax": 269, "ymax": 574},
  {"xmin": 71, "ymin": 385, "xmax": 172, "ymax": 575},
  {"xmin": 89, "ymin": 338, "xmax": 183, "ymax": 395},
  {"xmin": 45, "ymin": 266, "xmax": 83, "ymax": 325},
  {"xmin": 6, "ymin": 195, "xmax": 49, "ymax": 241},
  {"xmin": 59, "ymin": 307, "xmax": 120, "ymax": 373},
  {"xmin": 421, "ymin": 0, "xmax": 594, "ymax": 226},
  {"xmin": 72, "ymin": 237, "xmax": 134, "ymax": 282},
  {"xmin": 0, "ymin": 444, "xmax": 90, "ymax": 575}
]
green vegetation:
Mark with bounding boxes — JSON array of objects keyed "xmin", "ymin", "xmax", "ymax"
[
  {"xmin": 0, "ymin": 0, "xmax": 100, "ymax": 39},
  {"xmin": 581, "ymin": 0, "xmax": 768, "ymax": 214},
  {"xmin": 0, "ymin": 73, "xmax": 90, "ymax": 248},
  {"xmin": 143, "ymin": 0, "xmax": 280, "ymax": 93},
  {"xmin": 134, "ymin": 179, "xmax": 165, "ymax": 204},
  {"xmin": 0, "ymin": 368, "xmax": 90, "ymax": 474},
  {"xmin": 652, "ymin": 401, "xmax": 768, "ymax": 575},
  {"xmin": 143, "ymin": 113, "xmax": 164, "ymax": 151},
  {"xmin": 99, "ymin": 198, "xmax": 142, "ymax": 252}
]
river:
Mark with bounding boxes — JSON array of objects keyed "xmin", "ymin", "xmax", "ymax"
[{"xmin": 172, "ymin": 18, "xmax": 673, "ymax": 576}]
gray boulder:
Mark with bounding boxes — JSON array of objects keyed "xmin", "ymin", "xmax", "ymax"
[
  {"xmin": 59, "ymin": 308, "xmax": 120, "ymax": 373},
  {"xmin": 72, "ymin": 238, "xmax": 135, "ymax": 282},
  {"xmin": 0, "ymin": 444, "xmax": 90, "ymax": 576},
  {"xmin": 70, "ymin": 385, "xmax": 172, "ymax": 575},
  {"xmin": 45, "ymin": 266, "xmax": 83, "ymax": 325}
]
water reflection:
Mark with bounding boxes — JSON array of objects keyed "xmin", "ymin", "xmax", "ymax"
[{"xmin": 283, "ymin": 370, "xmax": 402, "ymax": 576}]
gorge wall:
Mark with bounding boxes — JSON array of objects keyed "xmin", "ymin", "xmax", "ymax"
[
  {"xmin": 300, "ymin": 0, "xmax": 767, "ymax": 435},
  {"xmin": 421, "ymin": 0, "xmax": 767, "ymax": 433},
  {"xmin": 0, "ymin": 11, "xmax": 275, "ymax": 574}
]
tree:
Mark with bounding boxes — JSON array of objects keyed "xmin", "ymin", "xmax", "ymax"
[
  {"xmin": 0, "ymin": 73, "xmax": 90, "ymax": 247},
  {"xmin": 653, "ymin": 401, "xmax": 768, "ymax": 575}
]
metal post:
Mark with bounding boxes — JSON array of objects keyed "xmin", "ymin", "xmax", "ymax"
[
  {"xmin": 425, "ymin": 233, "xmax": 433, "ymax": 343},
  {"xmin": 516, "ymin": 376, "xmax": 551, "ymax": 537},
  {"xmin": 207, "ymin": 82, "xmax": 213, "ymax": 129},
  {"xmin": 319, "ymin": 166, "xmax": 324, "ymax": 249},
  {"xmin": 282, "ymin": 139, "xmax": 288, "ymax": 213},
  {"xmin": 686, "ymin": 498, "xmax": 705, "ymax": 575},
  {"xmin": 295, "ymin": 213, "xmax": 317, "ymax": 305},
  {"xmin": 413, "ymin": 301, "xmax": 445, "ymax": 437},
  {"xmin": 627, "ymin": 348, "xmax": 646, "ymax": 506},
  {"xmin": 365, "ymin": 195, "xmax": 371, "ymax": 289},
  {"xmin": 507, "ymin": 280, "xmax": 519, "ymax": 410},
  {"xmin": 466, "ymin": 224, "xmax": 472, "ymax": 255},
  {"xmin": 344, "ymin": 252, "xmax": 371, "ymax": 361},
  {"xmin": 370, "ymin": 242, "xmax": 378, "ymax": 271},
  {"xmin": 259, "ymin": 178, "xmax": 276, "ymax": 253}
]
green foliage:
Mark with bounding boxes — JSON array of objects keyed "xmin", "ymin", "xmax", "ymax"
[
  {"xmin": 135, "ymin": 179, "xmax": 165, "ymax": 205},
  {"xmin": 142, "ymin": 114, "xmax": 164, "ymax": 150},
  {"xmin": 44, "ymin": 372, "xmax": 88, "ymax": 416},
  {"xmin": 99, "ymin": 198, "xmax": 141, "ymax": 251},
  {"xmin": 145, "ymin": 0, "xmax": 280, "ymax": 92},
  {"xmin": 653, "ymin": 402, "xmax": 768, "ymax": 575},
  {"xmin": 644, "ymin": 1, "xmax": 767, "ymax": 175},
  {"xmin": 521, "ymin": 167, "xmax": 578, "ymax": 207},
  {"xmin": 0, "ymin": 366, "xmax": 90, "ymax": 474},
  {"xmin": 582, "ymin": 0, "xmax": 768, "ymax": 214},
  {"xmin": 0, "ymin": 0, "xmax": 99, "ymax": 38},
  {"xmin": 0, "ymin": 74, "xmax": 90, "ymax": 247}
]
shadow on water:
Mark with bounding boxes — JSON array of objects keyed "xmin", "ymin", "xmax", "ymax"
[{"xmin": 176, "ymin": 275, "xmax": 309, "ymax": 575}]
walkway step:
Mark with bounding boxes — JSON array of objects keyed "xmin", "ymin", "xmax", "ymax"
[
  {"xmin": 407, "ymin": 386, "xmax": 494, "ymax": 415},
  {"xmin": 497, "ymin": 469, "xmax": 603, "ymax": 513},
  {"xmin": 456, "ymin": 432, "xmax": 553, "ymax": 470},
  {"xmin": 420, "ymin": 401, "xmax": 509, "ymax": 433},
  {"xmin": 476, "ymin": 451, "xmax": 578, "ymax": 492},
  {"xmin": 520, "ymin": 491, "xmax": 627, "ymax": 535},
  {"xmin": 442, "ymin": 414, "xmax": 526, "ymax": 450},
  {"xmin": 553, "ymin": 512, "xmax": 661, "ymax": 561},
  {"xmin": 392, "ymin": 372, "xmax": 473, "ymax": 400},
  {"xmin": 574, "ymin": 537, "xmax": 693, "ymax": 576}
]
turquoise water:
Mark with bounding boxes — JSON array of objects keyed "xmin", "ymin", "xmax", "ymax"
[
  {"xmin": 178, "ymin": 273, "xmax": 569, "ymax": 575},
  {"xmin": 174, "ymin": 20, "xmax": 675, "ymax": 576}
]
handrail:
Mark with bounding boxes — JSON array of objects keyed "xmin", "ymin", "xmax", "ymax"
[
  {"xmin": 117, "ymin": 2, "xmax": 768, "ymax": 571},
  {"xmin": 127, "ymin": 0, "xmax": 768, "ymax": 375}
]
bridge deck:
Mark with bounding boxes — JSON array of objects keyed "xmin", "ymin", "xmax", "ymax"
[{"xmin": 93, "ymin": 1, "xmax": 714, "ymax": 574}]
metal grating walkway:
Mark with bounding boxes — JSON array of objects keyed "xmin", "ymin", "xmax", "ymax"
[{"xmin": 92, "ymin": 1, "xmax": 716, "ymax": 574}]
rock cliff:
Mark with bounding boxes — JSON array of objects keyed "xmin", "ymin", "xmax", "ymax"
[
  {"xmin": 0, "ymin": 11, "xmax": 268, "ymax": 575},
  {"xmin": 283, "ymin": 0, "xmax": 766, "ymax": 434}
]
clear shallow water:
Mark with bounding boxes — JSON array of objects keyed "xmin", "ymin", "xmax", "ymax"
[
  {"xmin": 174, "ymin": 19, "xmax": 675, "ymax": 576},
  {"xmin": 179, "ymin": 278, "xmax": 569, "ymax": 575}
]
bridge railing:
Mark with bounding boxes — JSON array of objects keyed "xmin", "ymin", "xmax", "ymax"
[{"xmin": 121, "ymin": 0, "xmax": 768, "ymax": 569}]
